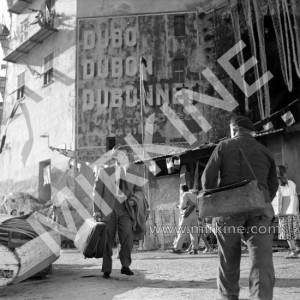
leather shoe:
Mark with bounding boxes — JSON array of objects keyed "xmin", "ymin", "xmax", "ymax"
[
  {"xmin": 121, "ymin": 266, "xmax": 134, "ymax": 276},
  {"xmin": 102, "ymin": 272, "xmax": 111, "ymax": 279},
  {"xmin": 171, "ymin": 249, "xmax": 182, "ymax": 254}
]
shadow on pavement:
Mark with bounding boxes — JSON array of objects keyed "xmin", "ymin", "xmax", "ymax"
[
  {"xmin": 275, "ymin": 278, "xmax": 300, "ymax": 288},
  {"xmin": 0, "ymin": 263, "xmax": 219, "ymax": 299},
  {"xmin": 136, "ymin": 255, "xmax": 218, "ymax": 260},
  {"xmin": 2, "ymin": 263, "xmax": 296, "ymax": 299}
]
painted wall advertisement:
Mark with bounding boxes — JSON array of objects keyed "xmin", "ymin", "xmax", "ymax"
[{"xmin": 77, "ymin": 13, "xmax": 206, "ymax": 150}]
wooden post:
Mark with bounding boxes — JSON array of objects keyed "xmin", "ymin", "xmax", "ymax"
[
  {"xmin": 193, "ymin": 161, "xmax": 200, "ymax": 190},
  {"xmin": 189, "ymin": 162, "xmax": 195, "ymax": 190}
]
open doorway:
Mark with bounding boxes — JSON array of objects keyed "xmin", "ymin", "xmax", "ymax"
[{"xmin": 38, "ymin": 160, "xmax": 51, "ymax": 202}]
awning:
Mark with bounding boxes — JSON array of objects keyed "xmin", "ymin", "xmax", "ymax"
[
  {"xmin": 8, "ymin": 0, "xmax": 33, "ymax": 15},
  {"xmin": 254, "ymin": 98, "xmax": 299, "ymax": 132},
  {"xmin": 3, "ymin": 26, "xmax": 58, "ymax": 63},
  {"xmin": 134, "ymin": 143, "xmax": 217, "ymax": 165}
]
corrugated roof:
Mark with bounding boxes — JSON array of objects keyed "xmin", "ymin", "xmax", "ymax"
[
  {"xmin": 134, "ymin": 126, "xmax": 291, "ymax": 164},
  {"xmin": 254, "ymin": 128, "xmax": 285, "ymax": 137},
  {"xmin": 134, "ymin": 142, "xmax": 217, "ymax": 164},
  {"xmin": 4, "ymin": 26, "xmax": 58, "ymax": 63}
]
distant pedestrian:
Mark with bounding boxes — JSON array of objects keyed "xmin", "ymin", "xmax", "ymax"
[
  {"xmin": 274, "ymin": 165, "xmax": 300, "ymax": 258},
  {"xmin": 173, "ymin": 186, "xmax": 199, "ymax": 254},
  {"xmin": 189, "ymin": 217, "xmax": 215, "ymax": 253}
]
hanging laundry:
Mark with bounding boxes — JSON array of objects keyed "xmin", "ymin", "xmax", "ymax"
[
  {"xmin": 241, "ymin": 0, "xmax": 266, "ymax": 119},
  {"xmin": 267, "ymin": 0, "xmax": 293, "ymax": 91},
  {"xmin": 166, "ymin": 157, "xmax": 174, "ymax": 174},
  {"xmin": 263, "ymin": 121, "xmax": 274, "ymax": 131},
  {"xmin": 148, "ymin": 161, "xmax": 158, "ymax": 175},
  {"xmin": 290, "ymin": 0, "xmax": 300, "ymax": 78},
  {"xmin": 281, "ymin": 111, "xmax": 295, "ymax": 127},
  {"xmin": 253, "ymin": 0, "xmax": 271, "ymax": 117},
  {"xmin": 229, "ymin": 0, "xmax": 249, "ymax": 113},
  {"xmin": 173, "ymin": 157, "xmax": 180, "ymax": 170}
]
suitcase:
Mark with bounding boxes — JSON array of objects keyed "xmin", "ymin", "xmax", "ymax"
[{"xmin": 74, "ymin": 218, "xmax": 106, "ymax": 258}]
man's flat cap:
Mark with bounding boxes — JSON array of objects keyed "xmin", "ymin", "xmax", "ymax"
[{"xmin": 230, "ymin": 116, "xmax": 256, "ymax": 131}]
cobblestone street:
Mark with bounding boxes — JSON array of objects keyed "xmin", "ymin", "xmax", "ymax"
[{"xmin": 1, "ymin": 249, "xmax": 300, "ymax": 300}]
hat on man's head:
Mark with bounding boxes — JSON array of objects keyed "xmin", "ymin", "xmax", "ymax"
[
  {"xmin": 111, "ymin": 144, "xmax": 133, "ymax": 163},
  {"xmin": 230, "ymin": 115, "xmax": 256, "ymax": 131},
  {"xmin": 111, "ymin": 144, "xmax": 132, "ymax": 153}
]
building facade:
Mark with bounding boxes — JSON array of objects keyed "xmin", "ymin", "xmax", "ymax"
[
  {"xmin": 0, "ymin": 0, "xmax": 76, "ymax": 201},
  {"xmin": 0, "ymin": 0, "xmax": 233, "ymax": 203},
  {"xmin": 1, "ymin": 0, "xmax": 299, "ymax": 229}
]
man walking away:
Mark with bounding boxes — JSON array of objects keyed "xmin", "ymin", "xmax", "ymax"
[{"xmin": 201, "ymin": 116, "xmax": 278, "ymax": 300}]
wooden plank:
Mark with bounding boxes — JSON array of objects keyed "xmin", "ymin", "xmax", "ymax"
[
  {"xmin": 13, "ymin": 230, "xmax": 61, "ymax": 283},
  {"xmin": 13, "ymin": 254, "xmax": 57, "ymax": 284},
  {"xmin": 0, "ymin": 245, "xmax": 20, "ymax": 287}
]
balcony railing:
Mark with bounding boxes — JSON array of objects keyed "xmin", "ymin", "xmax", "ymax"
[
  {"xmin": 8, "ymin": 0, "xmax": 33, "ymax": 15},
  {"xmin": 3, "ymin": 26, "xmax": 58, "ymax": 63}
]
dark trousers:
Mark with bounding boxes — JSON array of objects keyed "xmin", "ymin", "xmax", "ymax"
[
  {"xmin": 102, "ymin": 201, "xmax": 133, "ymax": 273},
  {"xmin": 215, "ymin": 213, "xmax": 275, "ymax": 300}
]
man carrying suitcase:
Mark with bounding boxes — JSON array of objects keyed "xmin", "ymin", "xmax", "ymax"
[{"xmin": 93, "ymin": 145, "xmax": 147, "ymax": 279}]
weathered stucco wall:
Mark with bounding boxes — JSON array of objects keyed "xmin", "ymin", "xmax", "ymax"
[
  {"xmin": 77, "ymin": 13, "xmax": 206, "ymax": 147},
  {"xmin": 77, "ymin": 0, "xmax": 227, "ymax": 18},
  {"xmin": 0, "ymin": 0, "xmax": 77, "ymax": 200},
  {"xmin": 148, "ymin": 173, "xmax": 180, "ymax": 210}
]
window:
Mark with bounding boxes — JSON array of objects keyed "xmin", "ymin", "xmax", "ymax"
[
  {"xmin": 43, "ymin": 52, "xmax": 54, "ymax": 85},
  {"xmin": 19, "ymin": 19, "xmax": 29, "ymax": 43},
  {"xmin": 39, "ymin": 160, "xmax": 51, "ymax": 202},
  {"xmin": 173, "ymin": 58, "xmax": 185, "ymax": 82},
  {"xmin": 106, "ymin": 137, "xmax": 116, "ymax": 151},
  {"xmin": 174, "ymin": 15, "xmax": 185, "ymax": 37},
  {"xmin": 17, "ymin": 72, "xmax": 25, "ymax": 100}
]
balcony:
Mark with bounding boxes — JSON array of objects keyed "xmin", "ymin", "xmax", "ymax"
[
  {"xmin": 8, "ymin": 0, "xmax": 33, "ymax": 15},
  {"xmin": 3, "ymin": 26, "xmax": 58, "ymax": 63}
]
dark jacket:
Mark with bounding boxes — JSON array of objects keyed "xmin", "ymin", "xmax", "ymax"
[
  {"xmin": 201, "ymin": 133, "xmax": 278, "ymax": 203},
  {"xmin": 125, "ymin": 190, "xmax": 149, "ymax": 236},
  {"xmin": 93, "ymin": 164, "xmax": 144, "ymax": 222}
]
